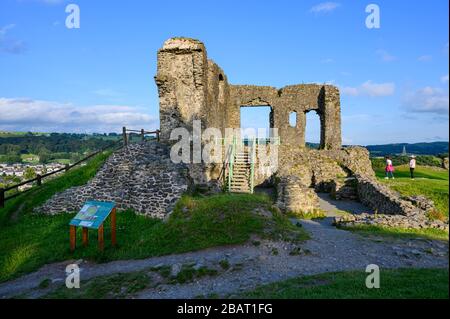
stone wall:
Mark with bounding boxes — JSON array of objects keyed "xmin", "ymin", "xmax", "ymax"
[
  {"xmin": 355, "ymin": 175, "xmax": 419, "ymax": 216},
  {"xmin": 153, "ymin": 37, "xmax": 432, "ymax": 221},
  {"xmin": 276, "ymin": 176, "xmax": 319, "ymax": 213},
  {"xmin": 443, "ymin": 157, "xmax": 449, "ymax": 170},
  {"xmin": 155, "ymin": 37, "xmax": 342, "ymax": 151},
  {"xmin": 334, "ymin": 211, "xmax": 449, "ymax": 231},
  {"xmin": 37, "ymin": 142, "xmax": 190, "ymax": 219}
]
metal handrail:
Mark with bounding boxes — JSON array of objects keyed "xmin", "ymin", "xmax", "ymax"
[
  {"xmin": 227, "ymin": 135, "xmax": 237, "ymax": 192},
  {"xmin": 249, "ymin": 137, "xmax": 256, "ymax": 194}
]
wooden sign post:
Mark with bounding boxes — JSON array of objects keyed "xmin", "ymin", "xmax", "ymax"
[{"xmin": 69, "ymin": 201, "xmax": 117, "ymax": 252}]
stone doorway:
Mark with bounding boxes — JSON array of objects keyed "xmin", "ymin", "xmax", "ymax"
[{"xmin": 239, "ymin": 105, "xmax": 274, "ymax": 141}]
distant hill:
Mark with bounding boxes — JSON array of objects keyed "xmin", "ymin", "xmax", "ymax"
[
  {"xmin": 365, "ymin": 142, "xmax": 449, "ymax": 157},
  {"xmin": 305, "ymin": 141, "xmax": 449, "ymax": 156}
]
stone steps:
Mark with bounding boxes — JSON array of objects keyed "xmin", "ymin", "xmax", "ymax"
[{"xmin": 228, "ymin": 150, "xmax": 252, "ymax": 193}]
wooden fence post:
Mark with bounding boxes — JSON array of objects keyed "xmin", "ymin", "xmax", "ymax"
[
  {"xmin": 36, "ymin": 174, "xmax": 42, "ymax": 186},
  {"xmin": 141, "ymin": 129, "xmax": 145, "ymax": 142},
  {"xmin": 0, "ymin": 188, "xmax": 4, "ymax": 208},
  {"xmin": 122, "ymin": 126, "xmax": 128, "ymax": 146}
]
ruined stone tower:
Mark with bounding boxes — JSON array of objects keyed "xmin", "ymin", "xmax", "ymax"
[
  {"xmin": 155, "ymin": 37, "xmax": 342, "ymax": 150},
  {"xmin": 154, "ymin": 37, "xmax": 375, "ymax": 213}
]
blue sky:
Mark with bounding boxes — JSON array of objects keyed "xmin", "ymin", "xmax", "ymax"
[{"xmin": 0, "ymin": 0, "xmax": 448, "ymax": 145}]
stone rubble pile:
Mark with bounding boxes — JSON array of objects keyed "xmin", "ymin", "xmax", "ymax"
[
  {"xmin": 334, "ymin": 211, "xmax": 448, "ymax": 232},
  {"xmin": 334, "ymin": 182, "xmax": 449, "ymax": 231},
  {"xmin": 37, "ymin": 142, "xmax": 190, "ymax": 219}
]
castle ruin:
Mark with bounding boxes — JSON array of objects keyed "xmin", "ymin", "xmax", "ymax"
[
  {"xmin": 37, "ymin": 37, "xmax": 449, "ymax": 231},
  {"xmin": 155, "ymin": 37, "xmax": 374, "ymax": 212}
]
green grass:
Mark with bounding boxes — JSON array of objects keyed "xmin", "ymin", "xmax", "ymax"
[
  {"xmin": 375, "ymin": 165, "xmax": 449, "ymax": 217},
  {"xmin": 0, "ymin": 151, "xmax": 112, "ymax": 226},
  {"xmin": 0, "ymin": 187, "xmax": 306, "ymax": 283},
  {"xmin": 53, "ymin": 159, "xmax": 71, "ymax": 165},
  {"xmin": 44, "ymin": 271, "xmax": 150, "ymax": 299},
  {"xmin": 340, "ymin": 224, "xmax": 449, "ymax": 241},
  {"xmin": 287, "ymin": 209, "xmax": 327, "ymax": 220},
  {"xmin": 43, "ymin": 263, "xmax": 220, "ymax": 299},
  {"xmin": 240, "ymin": 268, "xmax": 449, "ymax": 299},
  {"xmin": 20, "ymin": 154, "xmax": 39, "ymax": 164}
]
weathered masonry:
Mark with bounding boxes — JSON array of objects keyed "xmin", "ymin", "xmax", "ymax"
[
  {"xmin": 155, "ymin": 38, "xmax": 341, "ymax": 150},
  {"xmin": 154, "ymin": 37, "xmax": 445, "ymax": 225},
  {"xmin": 37, "ymin": 37, "xmax": 448, "ymax": 228}
]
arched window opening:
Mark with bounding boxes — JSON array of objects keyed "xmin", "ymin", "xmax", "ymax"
[{"xmin": 305, "ymin": 110, "xmax": 321, "ymax": 149}]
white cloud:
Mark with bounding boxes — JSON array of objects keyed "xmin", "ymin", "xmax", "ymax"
[
  {"xmin": 341, "ymin": 81, "xmax": 395, "ymax": 97},
  {"xmin": 402, "ymin": 87, "xmax": 449, "ymax": 115},
  {"xmin": 441, "ymin": 74, "xmax": 449, "ymax": 83},
  {"xmin": 0, "ymin": 24, "xmax": 27, "ymax": 54},
  {"xmin": 417, "ymin": 55, "xmax": 432, "ymax": 62},
  {"xmin": 0, "ymin": 24, "xmax": 16, "ymax": 36},
  {"xmin": 340, "ymin": 86, "xmax": 359, "ymax": 96},
  {"xmin": 310, "ymin": 2, "xmax": 340, "ymax": 14},
  {"xmin": 0, "ymin": 97, "xmax": 157, "ymax": 133},
  {"xmin": 376, "ymin": 49, "xmax": 396, "ymax": 62}
]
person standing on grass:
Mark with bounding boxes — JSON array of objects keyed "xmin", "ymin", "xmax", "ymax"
[
  {"xmin": 385, "ymin": 156, "xmax": 395, "ymax": 179},
  {"xmin": 409, "ymin": 155, "xmax": 416, "ymax": 180}
]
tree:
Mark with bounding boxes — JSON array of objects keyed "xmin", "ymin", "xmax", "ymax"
[
  {"xmin": 38, "ymin": 152, "xmax": 51, "ymax": 164},
  {"xmin": 3, "ymin": 154, "xmax": 22, "ymax": 164},
  {"xmin": 24, "ymin": 167, "xmax": 37, "ymax": 180}
]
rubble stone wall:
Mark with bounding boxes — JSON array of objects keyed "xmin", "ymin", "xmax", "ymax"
[
  {"xmin": 37, "ymin": 142, "xmax": 190, "ymax": 219},
  {"xmin": 355, "ymin": 175, "xmax": 419, "ymax": 216}
]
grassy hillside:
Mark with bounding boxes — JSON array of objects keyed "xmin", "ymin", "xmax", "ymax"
[
  {"xmin": 0, "ymin": 151, "xmax": 112, "ymax": 225},
  {"xmin": 374, "ymin": 165, "xmax": 449, "ymax": 217},
  {"xmin": 366, "ymin": 142, "xmax": 448, "ymax": 156},
  {"xmin": 0, "ymin": 156, "xmax": 305, "ymax": 282}
]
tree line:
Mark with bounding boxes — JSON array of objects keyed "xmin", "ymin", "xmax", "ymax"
[{"xmin": 0, "ymin": 133, "xmax": 117, "ymax": 164}]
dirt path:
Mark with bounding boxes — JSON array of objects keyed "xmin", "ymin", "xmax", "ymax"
[{"xmin": 0, "ymin": 195, "xmax": 447, "ymax": 299}]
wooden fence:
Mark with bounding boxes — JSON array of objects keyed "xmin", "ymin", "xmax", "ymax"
[
  {"xmin": 0, "ymin": 138, "xmax": 124, "ymax": 208},
  {"xmin": 122, "ymin": 127, "xmax": 160, "ymax": 146},
  {"xmin": 0, "ymin": 127, "xmax": 161, "ymax": 208}
]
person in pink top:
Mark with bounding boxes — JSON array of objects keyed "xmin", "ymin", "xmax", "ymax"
[
  {"xmin": 385, "ymin": 156, "xmax": 395, "ymax": 179},
  {"xmin": 409, "ymin": 155, "xmax": 416, "ymax": 179}
]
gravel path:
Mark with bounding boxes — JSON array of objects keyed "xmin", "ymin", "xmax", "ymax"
[
  {"xmin": 0, "ymin": 196, "xmax": 447, "ymax": 299},
  {"xmin": 317, "ymin": 192, "xmax": 374, "ymax": 216}
]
